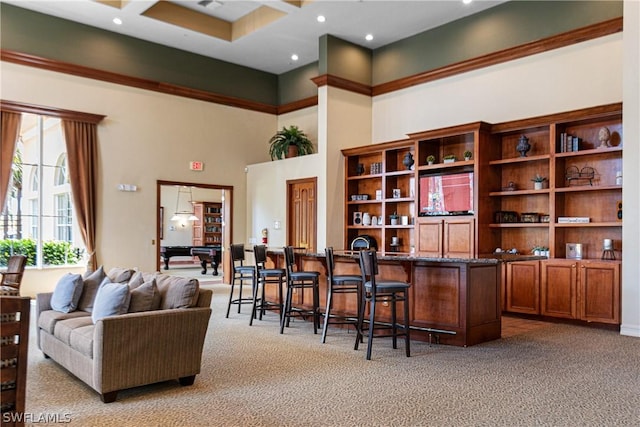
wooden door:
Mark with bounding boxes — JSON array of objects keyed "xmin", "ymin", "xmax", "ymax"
[
  {"xmin": 540, "ymin": 259, "xmax": 577, "ymax": 319},
  {"xmin": 416, "ymin": 218, "xmax": 443, "ymax": 256},
  {"xmin": 578, "ymin": 260, "xmax": 621, "ymax": 324},
  {"xmin": 287, "ymin": 178, "xmax": 317, "ymax": 251},
  {"xmin": 505, "ymin": 261, "xmax": 540, "ymax": 314},
  {"xmin": 444, "ymin": 218, "xmax": 474, "ymax": 258}
]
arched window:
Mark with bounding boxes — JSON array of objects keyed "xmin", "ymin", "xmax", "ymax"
[
  {"xmin": 30, "ymin": 168, "xmax": 39, "ymax": 192},
  {"xmin": 55, "ymin": 154, "xmax": 68, "ymax": 186}
]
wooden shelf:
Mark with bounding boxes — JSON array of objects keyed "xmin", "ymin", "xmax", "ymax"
[
  {"xmin": 489, "ymin": 189, "xmax": 550, "ymax": 196},
  {"xmin": 489, "ymin": 154, "xmax": 550, "ymax": 165},
  {"xmin": 555, "ymin": 185, "xmax": 621, "ymax": 193},
  {"xmin": 554, "ymin": 222, "xmax": 621, "ymax": 228},
  {"xmin": 554, "ymin": 146, "xmax": 622, "ymax": 158},
  {"xmin": 417, "ymin": 159, "xmax": 473, "ymax": 171},
  {"xmin": 489, "ymin": 223, "xmax": 550, "ymax": 228}
]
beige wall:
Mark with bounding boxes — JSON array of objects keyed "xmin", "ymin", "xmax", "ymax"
[{"xmin": 2, "ymin": 62, "xmax": 276, "ymax": 296}]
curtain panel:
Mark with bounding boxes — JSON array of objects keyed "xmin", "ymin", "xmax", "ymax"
[
  {"xmin": 0, "ymin": 111, "xmax": 22, "ymax": 211},
  {"xmin": 62, "ymin": 120, "xmax": 98, "ymax": 270}
]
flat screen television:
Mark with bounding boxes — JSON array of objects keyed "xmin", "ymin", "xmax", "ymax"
[{"xmin": 419, "ymin": 172, "xmax": 474, "ymax": 216}]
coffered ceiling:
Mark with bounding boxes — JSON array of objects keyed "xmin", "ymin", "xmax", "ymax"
[{"xmin": 5, "ymin": 0, "xmax": 504, "ymax": 74}]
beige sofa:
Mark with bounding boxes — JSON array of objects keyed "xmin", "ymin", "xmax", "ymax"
[{"xmin": 36, "ymin": 270, "xmax": 212, "ymax": 403}]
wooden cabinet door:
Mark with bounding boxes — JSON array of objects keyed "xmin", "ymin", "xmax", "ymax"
[
  {"xmin": 417, "ymin": 219, "xmax": 443, "ymax": 256},
  {"xmin": 443, "ymin": 218, "xmax": 474, "ymax": 258},
  {"xmin": 505, "ymin": 261, "xmax": 540, "ymax": 314},
  {"xmin": 578, "ymin": 261, "xmax": 621, "ymax": 324},
  {"xmin": 540, "ymin": 259, "xmax": 577, "ymax": 319}
]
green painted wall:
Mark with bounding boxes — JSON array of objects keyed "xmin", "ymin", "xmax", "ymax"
[
  {"xmin": 373, "ymin": 0, "xmax": 623, "ymax": 85},
  {"xmin": 319, "ymin": 35, "xmax": 372, "ymax": 86},
  {"xmin": 1, "ymin": 1, "xmax": 623, "ymax": 107},
  {"xmin": 0, "ymin": 3, "xmax": 278, "ymax": 105},
  {"xmin": 278, "ymin": 62, "xmax": 318, "ymax": 105}
]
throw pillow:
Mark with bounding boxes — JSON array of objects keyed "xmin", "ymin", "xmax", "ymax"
[
  {"xmin": 106, "ymin": 267, "xmax": 134, "ymax": 283},
  {"xmin": 92, "ymin": 281, "xmax": 131, "ymax": 323},
  {"xmin": 51, "ymin": 273, "xmax": 84, "ymax": 313},
  {"xmin": 127, "ymin": 271, "xmax": 145, "ymax": 290},
  {"xmin": 77, "ymin": 266, "xmax": 106, "ymax": 313},
  {"xmin": 160, "ymin": 277, "xmax": 199, "ymax": 309},
  {"xmin": 128, "ymin": 279, "xmax": 160, "ymax": 312}
]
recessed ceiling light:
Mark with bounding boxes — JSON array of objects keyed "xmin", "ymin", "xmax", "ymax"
[
  {"xmin": 365, "ymin": 34, "xmax": 373, "ymax": 42},
  {"xmin": 463, "ymin": 0, "xmax": 473, "ymax": 4},
  {"xmin": 291, "ymin": 54, "xmax": 299, "ymax": 61},
  {"xmin": 113, "ymin": 17, "xmax": 122, "ymax": 25},
  {"xmin": 317, "ymin": 15, "xmax": 326, "ymax": 23}
]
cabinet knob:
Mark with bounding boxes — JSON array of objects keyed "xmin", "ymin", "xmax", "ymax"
[{"xmin": 572, "ymin": 264, "xmax": 577, "ymax": 268}]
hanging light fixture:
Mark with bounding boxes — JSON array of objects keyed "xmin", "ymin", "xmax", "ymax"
[{"xmin": 170, "ymin": 186, "xmax": 199, "ymax": 221}]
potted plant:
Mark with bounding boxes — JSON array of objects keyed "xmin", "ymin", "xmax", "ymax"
[
  {"xmin": 389, "ymin": 211, "xmax": 399, "ymax": 225},
  {"xmin": 464, "ymin": 150, "xmax": 472, "ymax": 161},
  {"xmin": 268, "ymin": 125, "xmax": 314, "ymax": 160},
  {"xmin": 532, "ymin": 174, "xmax": 547, "ymax": 190},
  {"xmin": 443, "ymin": 154, "xmax": 456, "ymax": 163},
  {"xmin": 426, "ymin": 155, "xmax": 436, "ymax": 165}
]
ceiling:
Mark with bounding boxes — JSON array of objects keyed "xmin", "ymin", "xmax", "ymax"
[{"xmin": 5, "ymin": 0, "xmax": 505, "ymax": 75}]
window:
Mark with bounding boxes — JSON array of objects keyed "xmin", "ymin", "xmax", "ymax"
[{"xmin": 1, "ymin": 113, "xmax": 85, "ymax": 267}]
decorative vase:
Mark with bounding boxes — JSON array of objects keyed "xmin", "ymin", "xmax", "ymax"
[
  {"xmin": 516, "ymin": 135, "xmax": 531, "ymax": 157},
  {"xmin": 362, "ymin": 212, "xmax": 371, "ymax": 226},
  {"xmin": 390, "ymin": 217, "xmax": 398, "ymax": 226},
  {"xmin": 356, "ymin": 163, "xmax": 365, "ymax": 175},
  {"xmin": 402, "ymin": 152, "xmax": 415, "ymax": 170}
]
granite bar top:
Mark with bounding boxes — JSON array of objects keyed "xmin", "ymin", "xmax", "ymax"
[{"xmin": 265, "ymin": 247, "xmax": 546, "ymax": 264}]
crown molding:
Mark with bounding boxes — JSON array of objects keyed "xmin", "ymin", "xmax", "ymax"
[
  {"xmin": 1, "ymin": 17, "xmax": 622, "ymax": 115},
  {"xmin": 0, "ymin": 50, "xmax": 277, "ymax": 115},
  {"xmin": 372, "ymin": 17, "xmax": 623, "ymax": 96}
]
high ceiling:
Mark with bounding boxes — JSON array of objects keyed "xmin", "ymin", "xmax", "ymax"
[{"xmin": 5, "ymin": 0, "xmax": 505, "ymax": 74}]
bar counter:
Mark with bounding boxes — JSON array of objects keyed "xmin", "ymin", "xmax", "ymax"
[{"xmin": 266, "ymin": 249, "xmax": 517, "ymax": 347}]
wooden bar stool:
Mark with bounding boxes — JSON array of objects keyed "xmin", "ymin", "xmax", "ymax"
[
  {"xmin": 225, "ymin": 243, "xmax": 256, "ymax": 318},
  {"xmin": 321, "ymin": 247, "xmax": 362, "ymax": 343},
  {"xmin": 250, "ymin": 245, "xmax": 285, "ymax": 325},
  {"xmin": 355, "ymin": 249, "xmax": 411, "ymax": 360},
  {"xmin": 280, "ymin": 246, "xmax": 320, "ymax": 334}
]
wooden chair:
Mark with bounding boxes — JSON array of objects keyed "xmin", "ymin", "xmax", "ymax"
[
  {"xmin": 250, "ymin": 245, "xmax": 285, "ymax": 325},
  {"xmin": 1, "ymin": 255, "xmax": 27, "ymax": 296},
  {"xmin": 1, "ymin": 296, "xmax": 31, "ymax": 426},
  {"xmin": 321, "ymin": 247, "xmax": 362, "ymax": 343},
  {"xmin": 355, "ymin": 250, "xmax": 410, "ymax": 360},
  {"xmin": 280, "ymin": 246, "xmax": 320, "ymax": 334},
  {"xmin": 225, "ymin": 244, "xmax": 256, "ymax": 318}
]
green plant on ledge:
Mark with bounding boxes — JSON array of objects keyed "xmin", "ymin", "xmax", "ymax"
[
  {"xmin": 268, "ymin": 125, "xmax": 314, "ymax": 160},
  {"xmin": 444, "ymin": 154, "xmax": 456, "ymax": 160},
  {"xmin": 531, "ymin": 174, "xmax": 547, "ymax": 183},
  {"xmin": 426, "ymin": 155, "xmax": 436, "ymax": 164},
  {"xmin": 464, "ymin": 150, "xmax": 472, "ymax": 160}
]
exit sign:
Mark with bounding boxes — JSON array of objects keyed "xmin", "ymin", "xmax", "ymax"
[{"xmin": 190, "ymin": 161, "xmax": 204, "ymax": 171}]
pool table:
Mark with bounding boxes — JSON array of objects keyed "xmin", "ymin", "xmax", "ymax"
[{"xmin": 160, "ymin": 245, "xmax": 222, "ymax": 276}]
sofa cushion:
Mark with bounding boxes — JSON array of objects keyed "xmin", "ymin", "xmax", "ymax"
[
  {"xmin": 51, "ymin": 273, "xmax": 84, "ymax": 313},
  {"xmin": 53, "ymin": 316, "xmax": 94, "ymax": 345},
  {"xmin": 77, "ymin": 266, "xmax": 106, "ymax": 313},
  {"xmin": 128, "ymin": 279, "xmax": 161, "ymax": 312},
  {"xmin": 91, "ymin": 281, "xmax": 131, "ymax": 323},
  {"xmin": 38, "ymin": 310, "xmax": 91, "ymax": 335},
  {"xmin": 127, "ymin": 271, "xmax": 145, "ymax": 290},
  {"xmin": 157, "ymin": 276, "xmax": 200, "ymax": 309},
  {"xmin": 106, "ymin": 267, "xmax": 134, "ymax": 283},
  {"xmin": 69, "ymin": 325, "xmax": 95, "ymax": 358}
]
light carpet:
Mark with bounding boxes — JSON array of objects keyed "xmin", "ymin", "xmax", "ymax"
[{"xmin": 25, "ymin": 284, "xmax": 640, "ymax": 426}]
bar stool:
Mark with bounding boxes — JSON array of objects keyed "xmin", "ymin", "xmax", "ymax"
[
  {"xmin": 355, "ymin": 249, "xmax": 411, "ymax": 360},
  {"xmin": 225, "ymin": 243, "xmax": 256, "ymax": 318},
  {"xmin": 321, "ymin": 247, "xmax": 362, "ymax": 343},
  {"xmin": 280, "ymin": 246, "xmax": 320, "ymax": 334},
  {"xmin": 250, "ymin": 245, "xmax": 286, "ymax": 326}
]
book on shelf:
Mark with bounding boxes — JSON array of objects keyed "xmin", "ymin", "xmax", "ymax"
[{"xmin": 557, "ymin": 217, "xmax": 590, "ymax": 223}]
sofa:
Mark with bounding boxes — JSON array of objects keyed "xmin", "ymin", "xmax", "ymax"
[{"xmin": 36, "ymin": 267, "xmax": 212, "ymax": 403}]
